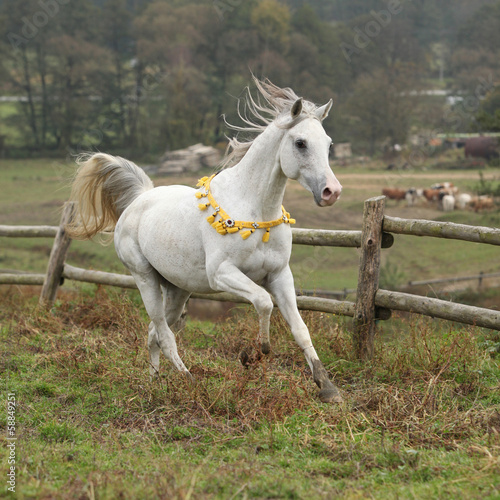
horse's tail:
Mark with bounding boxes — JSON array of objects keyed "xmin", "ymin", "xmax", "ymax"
[{"xmin": 66, "ymin": 153, "xmax": 154, "ymax": 240}]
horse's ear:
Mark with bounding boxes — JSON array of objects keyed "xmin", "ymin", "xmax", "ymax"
[
  {"xmin": 291, "ymin": 98, "xmax": 303, "ymax": 118},
  {"xmin": 316, "ymin": 99, "xmax": 333, "ymax": 121}
]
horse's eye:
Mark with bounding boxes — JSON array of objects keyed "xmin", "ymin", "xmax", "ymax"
[
  {"xmin": 295, "ymin": 139, "xmax": 307, "ymax": 149},
  {"xmin": 329, "ymin": 143, "xmax": 334, "ymax": 156}
]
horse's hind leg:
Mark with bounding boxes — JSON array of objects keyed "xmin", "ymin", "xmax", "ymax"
[
  {"xmin": 162, "ymin": 282, "xmax": 191, "ymax": 329},
  {"xmin": 147, "ymin": 322, "xmax": 161, "ymax": 378},
  {"xmin": 131, "ymin": 268, "xmax": 190, "ymax": 376},
  {"xmin": 148, "ymin": 282, "xmax": 191, "ymax": 377}
]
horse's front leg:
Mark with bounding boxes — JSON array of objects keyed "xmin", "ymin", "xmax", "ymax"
[
  {"xmin": 266, "ymin": 267, "xmax": 343, "ymax": 403},
  {"xmin": 210, "ymin": 263, "xmax": 273, "ymax": 355}
]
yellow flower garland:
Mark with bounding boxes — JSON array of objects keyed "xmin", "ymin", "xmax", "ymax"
[{"xmin": 196, "ymin": 174, "xmax": 295, "ymax": 242}]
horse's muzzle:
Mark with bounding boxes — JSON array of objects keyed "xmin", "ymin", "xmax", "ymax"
[{"xmin": 319, "ymin": 179, "xmax": 342, "ymax": 206}]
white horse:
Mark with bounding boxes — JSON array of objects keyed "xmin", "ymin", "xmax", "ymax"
[{"xmin": 67, "ymin": 78, "xmax": 343, "ymax": 403}]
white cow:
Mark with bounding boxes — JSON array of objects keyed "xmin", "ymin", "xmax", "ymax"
[
  {"xmin": 442, "ymin": 194, "xmax": 455, "ymax": 212},
  {"xmin": 456, "ymin": 193, "xmax": 472, "ymax": 210}
]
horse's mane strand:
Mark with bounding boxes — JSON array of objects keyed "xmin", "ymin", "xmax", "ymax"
[{"xmin": 221, "ymin": 77, "xmax": 320, "ymax": 169}]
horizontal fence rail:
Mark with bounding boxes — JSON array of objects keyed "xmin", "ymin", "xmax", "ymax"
[
  {"xmin": 1, "ymin": 196, "xmax": 500, "ymax": 362},
  {"xmin": 376, "ymin": 289, "xmax": 500, "ymax": 331},
  {"xmin": 406, "ymin": 271, "xmax": 500, "ymax": 287},
  {"xmin": 0, "ymin": 273, "xmax": 45, "ymax": 285},
  {"xmin": 383, "ymin": 216, "xmax": 500, "ymax": 246},
  {"xmin": 291, "ymin": 228, "xmax": 361, "ymax": 247},
  {"xmin": 0, "ymin": 225, "xmax": 58, "ymax": 238},
  {"xmin": 0, "ymin": 225, "xmax": 395, "ymax": 249},
  {"xmin": 63, "ymin": 264, "xmax": 137, "ymax": 289}
]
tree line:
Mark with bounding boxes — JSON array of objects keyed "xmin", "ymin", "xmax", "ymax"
[{"xmin": 0, "ymin": 0, "xmax": 499, "ymax": 158}]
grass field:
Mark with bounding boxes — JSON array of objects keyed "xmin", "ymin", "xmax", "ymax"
[
  {"xmin": 1, "ymin": 156, "xmax": 500, "ymax": 498},
  {"xmin": 1, "ymin": 287, "xmax": 499, "ymax": 498}
]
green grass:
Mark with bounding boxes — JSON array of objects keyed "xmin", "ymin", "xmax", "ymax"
[
  {"xmin": 0, "ymin": 158, "xmax": 75, "ymax": 222},
  {"xmin": 1, "ymin": 287, "xmax": 499, "ymax": 498},
  {"xmin": 383, "ymin": 235, "xmax": 500, "ymax": 282},
  {"xmin": 290, "ymin": 246, "xmax": 360, "ymax": 290}
]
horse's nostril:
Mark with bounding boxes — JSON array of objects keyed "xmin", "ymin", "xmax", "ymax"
[{"xmin": 322, "ymin": 187, "xmax": 333, "ymax": 199}]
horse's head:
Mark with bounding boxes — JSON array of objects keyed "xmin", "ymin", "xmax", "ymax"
[{"xmin": 279, "ymin": 98, "xmax": 342, "ymax": 207}]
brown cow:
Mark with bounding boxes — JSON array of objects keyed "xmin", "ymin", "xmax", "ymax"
[
  {"xmin": 382, "ymin": 188, "xmax": 406, "ymax": 201},
  {"xmin": 423, "ymin": 188, "xmax": 442, "ymax": 202},
  {"xmin": 469, "ymin": 196, "xmax": 495, "ymax": 212}
]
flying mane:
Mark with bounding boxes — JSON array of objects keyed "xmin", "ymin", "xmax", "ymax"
[{"xmin": 221, "ymin": 77, "xmax": 323, "ymax": 168}]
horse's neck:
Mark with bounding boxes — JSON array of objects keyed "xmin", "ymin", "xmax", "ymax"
[{"xmin": 216, "ymin": 125, "xmax": 287, "ymax": 220}]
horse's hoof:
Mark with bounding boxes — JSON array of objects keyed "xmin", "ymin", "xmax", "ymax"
[
  {"xmin": 239, "ymin": 349, "xmax": 250, "ymax": 368},
  {"xmin": 318, "ymin": 387, "xmax": 343, "ymax": 403},
  {"xmin": 261, "ymin": 342, "xmax": 271, "ymax": 355}
]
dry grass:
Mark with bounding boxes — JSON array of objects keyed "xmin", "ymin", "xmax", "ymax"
[{"xmin": 1, "ymin": 286, "xmax": 499, "ymax": 499}]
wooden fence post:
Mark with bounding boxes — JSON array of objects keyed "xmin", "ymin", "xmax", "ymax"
[
  {"xmin": 353, "ymin": 196, "xmax": 386, "ymax": 359},
  {"xmin": 39, "ymin": 202, "xmax": 75, "ymax": 308}
]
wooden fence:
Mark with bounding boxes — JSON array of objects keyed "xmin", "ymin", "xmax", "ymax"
[{"xmin": 1, "ymin": 196, "xmax": 500, "ymax": 359}]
